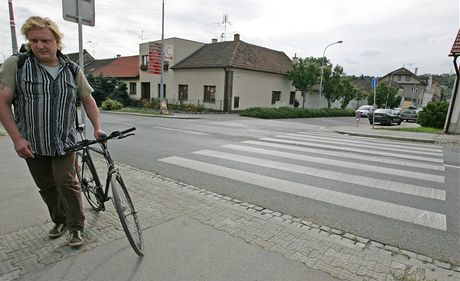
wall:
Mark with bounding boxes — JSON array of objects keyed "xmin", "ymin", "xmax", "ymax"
[
  {"xmin": 231, "ymin": 69, "xmax": 296, "ymax": 110},
  {"xmin": 137, "ymin": 38, "xmax": 205, "ymax": 100}
]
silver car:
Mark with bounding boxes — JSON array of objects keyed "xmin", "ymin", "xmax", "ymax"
[{"xmin": 355, "ymin": 105, "xmax": 374, "ymax": 117}]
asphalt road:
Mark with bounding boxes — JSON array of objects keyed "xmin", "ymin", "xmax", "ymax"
[{"xmin": 97, "ymin": 112, "xmax": 460, "ymax": 264}]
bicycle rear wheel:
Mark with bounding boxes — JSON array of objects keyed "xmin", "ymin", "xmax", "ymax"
[
  {"xmin": 75, "ymin": 152, "xmax": 104, "ymax": 211},
  {"xmin": 111, "ymin": 174, "xmax": 144, "ymax": 256}
]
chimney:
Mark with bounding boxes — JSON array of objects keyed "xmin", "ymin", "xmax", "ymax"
[
  {"xmin": 292, "ymin": 53, "xmax": 298, "ymax": 64},
  {"xmin": 211, "ymin": 38, "xmax": 218, "ymax": 43},
  {"xmin": 234, "ymin": 33, "xmax": 240, "ymax": 41}
]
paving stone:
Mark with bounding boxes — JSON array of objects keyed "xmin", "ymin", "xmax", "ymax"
[
  {"xmin": 384, "ymin": 245, "xmax": 400, "ymax": 253},
  {"xmin": 0, "ymin": 269, "xmax": 20, "ymax": 281},
  {"xmin": 434, "ymin": 260, "xmax": 452, "ymax": 270},
  {"xmin": 0, "ymin": 259, "xmax": 18, "ymax": 275}
]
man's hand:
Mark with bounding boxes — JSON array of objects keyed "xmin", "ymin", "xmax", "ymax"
[
  {"xmin": 14, "ymin": 137, "xmax": 34, "ymax": 159},
  {"xmin": 94, "ymin": 129, "xmax": 107, "ymax": 140}
]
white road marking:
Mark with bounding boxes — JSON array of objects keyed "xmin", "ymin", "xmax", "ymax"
[
  {"xmin": 241, "ymin": 140, "xmax": 444, "ymax": 171},
  {"xmin": 278, "ymin": 134, "xmax": 442, "ymax": 156},
  {"xmin": 291, "ymin": 133, "xmax": 443, "ymax": 153},
  {"xmin": 260, "ymin": 137, "xmax": 444, "ymax": 164},
  {"xmin": 195, "ymin": 149, "xmax": 446, "ymax": 200},
  {"xmin": 159, "ymin": 156, "xmax": 447, "ymax": 231},
  {"xmin": 152, "ymin": 126, "xmax": 210, "ymax": 135}
]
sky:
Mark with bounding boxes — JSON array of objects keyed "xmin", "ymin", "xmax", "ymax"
[{"xmin": 1, "ymin": 0, "xmax": 459, "ymax": 77}]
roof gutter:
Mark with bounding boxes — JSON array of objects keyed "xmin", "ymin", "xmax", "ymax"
[{"xmin": 444, "ymin": 55, "xmax": 459, "ymax": 134}]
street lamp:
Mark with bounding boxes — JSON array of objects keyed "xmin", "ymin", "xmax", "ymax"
[{"xmin": 318, "ymin": 40, "xmax": 343, "ymax": 109}]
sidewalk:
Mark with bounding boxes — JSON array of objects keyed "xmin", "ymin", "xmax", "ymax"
[{"xmin": 1, "ymin": 124, "xmax": 459, "ymax": 281}]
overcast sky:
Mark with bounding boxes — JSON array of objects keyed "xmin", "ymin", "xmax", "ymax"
[{"xmin": 1, "ymin": 0, "xmax": 458, "ymax": 76}]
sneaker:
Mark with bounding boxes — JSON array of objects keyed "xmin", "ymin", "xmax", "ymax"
[
  {"xmin": 48, "ymin": 224, "xmax": 68, "ymax": 238},
  {"xmin": 68, "ymin": 230, "xmax": 84, "ymax": 247}
]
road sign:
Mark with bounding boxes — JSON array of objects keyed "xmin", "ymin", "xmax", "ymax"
[
  {"xmin": 371, "ymin": 78, "xmax": 379, "ymax": 89},
  {"xmin": 148, "ymin": 42, "xmax": 162, "ymax": 75},
  {"xmin": 62, "ymin": 0, "xmax": 95, "ymax": 26}
]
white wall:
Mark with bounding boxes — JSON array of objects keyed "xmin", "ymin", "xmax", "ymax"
[{"xmin": 231, "ymin": 69, "xmax": 296, "ymax": 110}]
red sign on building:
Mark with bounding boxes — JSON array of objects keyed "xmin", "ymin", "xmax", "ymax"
[{"xmin": 148, "ymin": 42, "xmax": 162, "ymax": 75}]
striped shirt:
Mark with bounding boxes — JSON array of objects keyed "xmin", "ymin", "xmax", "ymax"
[{"xmin": 13, "ymin": 52, "xmax": 83, "ymax": 156}]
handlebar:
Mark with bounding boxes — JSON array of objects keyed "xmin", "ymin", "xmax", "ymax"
[{"xmin": 64, "ymin": 127, "xmax": 136, "ymax": 152}]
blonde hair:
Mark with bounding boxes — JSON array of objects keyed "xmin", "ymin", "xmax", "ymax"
[{"xmin": 21, "ymin": 16, "xmax": 64, "ymax": 50}]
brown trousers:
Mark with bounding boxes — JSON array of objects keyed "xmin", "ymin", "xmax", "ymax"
[{"xmin": 26, "ymin": 152, "xmax": 85, "ymax": 231}]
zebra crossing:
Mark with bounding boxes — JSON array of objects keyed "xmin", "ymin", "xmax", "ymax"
[{"xmin": 158, "ymin": 131, "xmax": 447, "ymax": 231}]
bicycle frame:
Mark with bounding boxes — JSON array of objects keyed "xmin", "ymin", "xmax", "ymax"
[{"xmin": 78, "ymin": 130, "xmax": 120, "ymax": 204}]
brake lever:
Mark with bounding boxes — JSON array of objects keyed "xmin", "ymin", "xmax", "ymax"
[{"xmin": 118, "ymin": 133, "xmax": 135, "ymax": 139}]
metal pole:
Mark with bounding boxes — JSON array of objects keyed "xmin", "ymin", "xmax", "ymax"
[
  {"xmin": 160, "ymin": 0, "xmax": 165, "ymax": 99},
  {"xmin": 8, "ymin": 0, "xmax": 18, "ymax": 54},
  {"xmin": 318, "ymin": 40, "xmax": 342, "ymax": 109},
  {"xmin": 77, "ymin": 0, "xmax": 87, "ymax": 137},
  {"xmin": 372, "ymin": 79, "xmax": 376, "ymax": 129}
]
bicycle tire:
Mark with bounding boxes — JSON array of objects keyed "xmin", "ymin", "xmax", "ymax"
[
  {"xmin": 75, "ymin": 152, "xmax": 104, "ymax": 211},
  {"xmin": 111, "ymin": 174, "xmax": 144, "ymax": 256}
]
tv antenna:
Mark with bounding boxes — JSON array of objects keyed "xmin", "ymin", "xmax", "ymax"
[{"xmin": 219, "ymin": 14, "xmax": 231, "ymax": 41}]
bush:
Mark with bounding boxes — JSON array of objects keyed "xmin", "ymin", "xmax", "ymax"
[
  {"xmin": 239, "ymin": 107, "xmax": 354, "ymax": 119},
  {"xmin": 416, "ymin": 101, "xmax": 449, "ymax": 128},
  {"xmin": 101, "ymin": 99, "xmax": 123, "ymax": 110}
]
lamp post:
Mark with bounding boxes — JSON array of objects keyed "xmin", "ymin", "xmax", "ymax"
[{"xmin": 318, "ymin": 40, "xmax": 343, "ymax": 109}]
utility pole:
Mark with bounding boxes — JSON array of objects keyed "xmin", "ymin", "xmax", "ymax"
[
  {"xmin": 160, "ymin": 0, "xmax": 165, "ymax": 99},
  {"xmin": 8, "ymin": 0, "xmax": 19, "ymax": 54}
]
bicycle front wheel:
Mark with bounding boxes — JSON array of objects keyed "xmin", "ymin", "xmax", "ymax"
[
  {"xmin": 111, "ymin": 174, "xmax": 144, "ymax": 256},
  {"xmin": 75, "ymin": 152, "xmax": 104, "ymax": 211}
]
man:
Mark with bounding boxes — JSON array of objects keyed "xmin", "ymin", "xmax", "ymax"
[{"xmin": 0, "ymin": 16, "xmax": 104, "ymax": 247}]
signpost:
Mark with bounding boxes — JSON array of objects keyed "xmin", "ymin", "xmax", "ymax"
[
  {"xmin": 62, "ymin": 0, "xmax": 95, "ymax": 136},
  {"xmin": 371, "ymin": 78, "xmax": 379, "ymax": 128}
]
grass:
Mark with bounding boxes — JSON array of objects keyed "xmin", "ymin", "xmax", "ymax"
[{"xmin": 380, "ymin": 127, "xmax": 443, "ymax": 134}]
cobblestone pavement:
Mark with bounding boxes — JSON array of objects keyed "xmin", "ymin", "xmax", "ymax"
[{"xmin": 1, "ymin": 160, "xmax": 460, "ymax": 281}]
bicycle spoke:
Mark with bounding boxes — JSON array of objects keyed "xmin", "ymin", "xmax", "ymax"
[{"xmin": 111, "ymin": 175, "xmax": 144, "ymax": 256}]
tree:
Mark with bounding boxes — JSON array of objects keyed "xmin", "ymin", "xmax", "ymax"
[
  {"xmin": 354, "ymin": 88, "xmax": 366, "ymax": 109},
  {"xmin": 367, "ymin": 82, "xmax": 401, "ymax": 109},
  {"xmin": 286, "ymin": 57, "xmax": 322, "ymax": 108},
  {"xmin": 339, "ymin": 77, "xmax": 358, "ymax": 109},
  {"xmin": 323, "ymin": 65, "xmax": 344, "ymax": 108},
  {"xmin": 85, "ymin": 74, "xmax": 129, "ymax": 106}
]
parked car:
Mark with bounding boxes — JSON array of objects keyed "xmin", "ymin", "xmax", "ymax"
[
  {"xmin": 393, "ymin": 107, "xmax": 402, "ymax": 115},
  {"xmin": 368, "ymin": 109, "xmax": 402, "ymax": 125},
  {"xmin": 355, "ymin": 105, "xmax": 374, "ymax": 117},
  {"xmin": 401, "ymin": 109, "xmax": 417, "ymax": 122}
]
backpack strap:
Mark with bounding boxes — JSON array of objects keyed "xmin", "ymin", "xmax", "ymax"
[{"xmin": 15, "ymin": 52, "xmax": 29, "ymax": 70}]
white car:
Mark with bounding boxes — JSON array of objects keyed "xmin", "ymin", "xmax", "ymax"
[{"xmin": 355, "ymin": 105, "xmax": 374, "ymax": 117}]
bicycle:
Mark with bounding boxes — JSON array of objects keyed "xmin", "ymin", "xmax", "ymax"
[{"xmin": 65, "ymin": 125, "xmax": 144, "ymax": 256}]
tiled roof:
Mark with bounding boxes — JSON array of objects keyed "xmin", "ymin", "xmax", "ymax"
[
  {"xmin": 66, "ymin": 49, "xmax": 95, "ymax": 66},
  {"xmin": 173, "ymin": 39, "xmax": 292, "ymax": 75},
  {"xmin": 92, "ymin": 55, "xmax": 139, "ymax": 78},
  {"xmin": 449, "ymin": 28, "xmax": 460, "ymax": 56}
]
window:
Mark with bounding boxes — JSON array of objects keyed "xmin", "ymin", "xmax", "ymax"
[
  {"xmin": 178, "ymin": 85, "xmax": 188, "ymax": 101},
  {"xmin": 405, "ymin": 75, "xmax": 411, "ymax": 81},
  {"xmin": 141, "ymin": 55, "xmax": 148, "ymax": 66},
  {"xmin": 397, "ymin": 75, "xmax": 401, "ymax": 81},
  {"xmin": 129, "ymin": 82, "xmax": 136, "ymax": 95},
  {"xmin": 141, "ymin": 82, "xmax": 150, "ymax": 99},
  {"xmin": 204, "ymin": 85, "xmax": 216, "ymax": 103},
  {"xmin": 234, "ymin": 96, "xmax": 239, "ymax": 108},
  {"xmin": 271, "ymin": 91, "xmax": 281, "ymax": 105},
  {"xmin": 158, "ymin": 84, "xmax": 166, "ymax": 98},
  {"xmin": 289, "ymin": 91, "xmax": 296, "ymax": 105}
]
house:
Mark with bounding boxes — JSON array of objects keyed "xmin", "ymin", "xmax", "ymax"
[
  {"xmin": 137, "ymin": 34, "xmax": 297, "ymax": 112},
  {"xmin": 91, "ymin": 55, "xmax": 139, "ymax": 97},
  {"xmin": 67, "ymin": 50, "xmax": 139, "ymax": 97},
  {"xmin": 380, "ymin": 67, "xmax": 440, "ymax": 109},
  {"xmin": 445, "ymin": 28, "xmax": 460, "ymax": 134}
]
